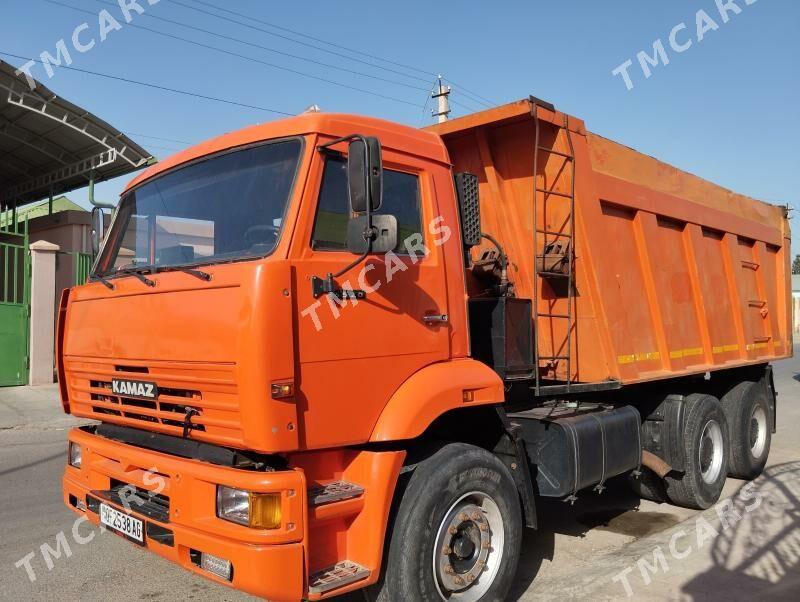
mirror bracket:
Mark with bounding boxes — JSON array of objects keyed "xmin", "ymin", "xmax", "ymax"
[
  {"xmin": 311, "ymin": 133, "xmax": 387, "ymax": 299},
  {"xmin": 311, "ymin": 274, "xmax": 367, "ymax": 300}
]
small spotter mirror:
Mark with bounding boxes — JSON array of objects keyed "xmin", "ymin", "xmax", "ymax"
[{"xmin": 346, "ymin": 215, "xmax": 398, "ymax": 255}]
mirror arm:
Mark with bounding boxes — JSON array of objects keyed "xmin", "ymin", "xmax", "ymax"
[
  {"xmin": 311, "ymin": 133, "xmax": 377, "ymax": 300},
  {"xmin": 311, "ymin": 271, "xmax": 367, "ymax": 300},
  {"xmin": 316, "ymin": 134, "xmax": 364, "ymax": 153},
  {"xmin": 332, "ymin": 192, "xmax": 376, "ymax": 279},
  {"xmin": 311, "ymin": 227, "xmax": 373, "ymax": 299}
]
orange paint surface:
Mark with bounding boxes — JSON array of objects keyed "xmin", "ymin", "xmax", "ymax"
[{"xmin": 429, "ymin": 98, "xmax": 791, "ymax": 384}]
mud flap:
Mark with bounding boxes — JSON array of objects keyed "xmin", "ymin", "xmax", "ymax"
[{"xmin": 494, "ymin": 408, "xmax": 537, "ymax": 529}]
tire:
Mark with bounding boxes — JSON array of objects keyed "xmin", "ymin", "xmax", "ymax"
[
  {"xmin": 664, "ymin": 394, "xmax": 729, "ymax": 510},
  {"xmin": 629, "ymin": 467, "xmax": 668, "ymax": 503},
  {"xmin": 371, "ymin": 443, "xmax": 522, "ymax": 602},
  {"xmin": 720, "ymin": 380, "xmax": 772, "ymax": 480}
]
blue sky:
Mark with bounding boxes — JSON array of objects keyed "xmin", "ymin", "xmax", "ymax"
[{"xmin": 3, "ymin": 0, "xmax": 798, "ymax": 249}]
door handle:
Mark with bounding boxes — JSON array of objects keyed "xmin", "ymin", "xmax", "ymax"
[{"xmin": 422, "ymin": 314, "xmax": 449, "ymax": 324}]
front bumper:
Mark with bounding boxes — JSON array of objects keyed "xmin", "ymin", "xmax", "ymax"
[{"xmin": 63, "ymin": 427, "xmax": 307, "ymax": 601}]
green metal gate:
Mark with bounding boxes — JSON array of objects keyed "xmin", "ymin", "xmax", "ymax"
[
  {"xmin": 0, "ymin": 210, "xmax": 30, "ymax": 386},
  {"xmin": 72, "ymin": 252, "xmax": 92, "ymax": 285}
]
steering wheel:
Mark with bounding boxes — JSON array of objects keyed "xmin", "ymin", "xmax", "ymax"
[{"xmin": 243, "ymin": 224, "xmax": 280, "ymax": 247}]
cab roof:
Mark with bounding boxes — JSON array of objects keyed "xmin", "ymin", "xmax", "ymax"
[{"xmin": 124, "ymin": 112, "xmax": 449, "ymax": 193}]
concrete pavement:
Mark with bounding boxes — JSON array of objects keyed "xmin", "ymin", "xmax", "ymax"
[
  {"xmin": 0, "ymin": 383, "xmax": 90, "ymax": 431},
  {"xmin": 0, "ymin": 356, "xmax": 797, "ymax": 600}
]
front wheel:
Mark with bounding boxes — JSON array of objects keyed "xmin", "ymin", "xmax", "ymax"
[{"xmin": 372, "ymin": 443, "xmax": 522, "ymax": 601}]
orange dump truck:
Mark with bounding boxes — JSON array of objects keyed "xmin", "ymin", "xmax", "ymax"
[{"xmin": 58, "ymin": 97, "xmax": 790, "ymax": 601}]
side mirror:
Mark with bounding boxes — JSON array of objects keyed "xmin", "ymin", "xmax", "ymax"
[
  {"xmin": 90, "ymin": 207, "xmax": 104, "ymax": 257},
  {"xmin": 310, "ymin": 134, "xmax": 392, "ymax": 299},
  {"xmin": 346, "ymin": 215, "xmax": 398, "ymax": 254},
  {"xmin": 347, "ymin": 136, "xmax": 382, "ymax": 213}
]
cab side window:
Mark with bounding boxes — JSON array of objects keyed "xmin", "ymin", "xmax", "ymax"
[{"xmin": 311, "ymin": 157, "xmax": 423, "ymax": 254}]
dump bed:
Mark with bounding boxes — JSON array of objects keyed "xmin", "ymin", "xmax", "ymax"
[{"xmin": 428, "ymin": 99, "xmax": 791, "ymax": 385}]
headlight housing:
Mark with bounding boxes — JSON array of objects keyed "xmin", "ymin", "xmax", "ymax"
[
  {"xmin": 216, "ymin": 486, "xmax": 281, "ymax": 529},
  {"xmin": 68, "ymin": 442, "xmax": 82, "ymax": 468}
]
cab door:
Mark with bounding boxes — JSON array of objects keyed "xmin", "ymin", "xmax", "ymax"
[{"xmin": 291, "ymin": 144, "xmax": 451, "ymax": 448}]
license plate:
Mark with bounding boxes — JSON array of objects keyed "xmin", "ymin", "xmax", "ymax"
[{"xmin": 99, "ymin": 503, "xmax": 144, "ymax": 543}]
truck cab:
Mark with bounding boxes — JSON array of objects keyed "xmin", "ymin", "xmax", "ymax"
[{"xmin": 59, "ymin": 112, "xmax": 503, "ymax": 601}]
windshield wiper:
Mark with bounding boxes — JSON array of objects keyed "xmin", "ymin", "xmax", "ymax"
[
  {"xmin": 162, "ymin": 266, "xmax": 212, "ymax": 281},
  {"xmin": 90, "ymin": 273, "xmax": 115, "ymax": 290},
  {"xmin": 117, "ymin": 267, "xmax": 156, "ymax": 288}
]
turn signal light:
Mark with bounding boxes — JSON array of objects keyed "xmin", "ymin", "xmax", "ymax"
[
  {"xmin": 250, "ymin": 493, "xmax": 283, "ymax": 529},
  {"xmin": 217, "ymin": 486, "xmax": 282, "ymax": 529}
]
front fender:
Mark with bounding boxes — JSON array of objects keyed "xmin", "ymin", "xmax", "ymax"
[{"xmin": 369, "ymin": 359, "xmax": 504, "ymax": 442}]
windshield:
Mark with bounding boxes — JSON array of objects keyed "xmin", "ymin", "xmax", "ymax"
[{"xmin": 96, "ymin": 138, "xmax": 303, "ymax": 274}]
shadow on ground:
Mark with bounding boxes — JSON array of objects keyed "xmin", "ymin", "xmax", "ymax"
[
  {"xmin": 681, "ymin": 461, "xmax": 800, "ymax": 600},
  {"xmin": 508, "ymin": 474, "xmax": 682, "ymax": 600}
]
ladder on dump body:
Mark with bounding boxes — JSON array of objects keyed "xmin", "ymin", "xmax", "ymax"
[{"xmin": 531, "ymin": 100, "xmax": 577, "ymax": 396}]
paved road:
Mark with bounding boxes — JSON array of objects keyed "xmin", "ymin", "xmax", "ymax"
[{"xmin": 1, "ymin": 356, "xmax": 798, "ymax": 601}]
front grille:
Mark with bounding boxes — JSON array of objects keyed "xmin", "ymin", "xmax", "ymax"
[
  {"xmin": 89, "ymin": 379, "xmax": 206, "ymax": 432},
  {"xmin": 89, "ymin": 482, "xmax": 170, "ymax": 523},
  {"xmin": 66, "ymin": 357, "xmax": 243, "ymax": 447}
]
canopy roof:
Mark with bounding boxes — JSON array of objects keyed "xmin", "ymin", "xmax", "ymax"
[
  {"xmin": 0, "ymin": 195, "xmax": 83, "ymax": 228},
  {"xmin": 0, "ymin": 59, "xmax": 153, "ymax": 208}
]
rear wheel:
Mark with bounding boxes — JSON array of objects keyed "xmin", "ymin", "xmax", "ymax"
[
  {"xmin": 372, "ymin": 443, "xmax": 522, "ymax": 602},
  {"xmin": 665, "ymin": 394, "xmax": 729, "ymax": 510},
  {"xmin": 720, "ymin": 380, "xmax": 772, "ymax": 480}
]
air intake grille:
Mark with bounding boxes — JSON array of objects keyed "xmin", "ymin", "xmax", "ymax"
[
  {"xmin": 90, "ymin": 380, "xmax": 205, "ymax": 432},
  {"xmin": 455, "ymin": 172, "xmax": 481, "ymax": 247}
]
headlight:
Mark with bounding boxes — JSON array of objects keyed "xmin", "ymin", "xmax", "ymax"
[
  {"xmin": 68, "ymin": 442, "xmax": 82, "ymax": 468},
  {"xmin": 216, "ymin": 486, "xmax": 282, "ymax": 529}
]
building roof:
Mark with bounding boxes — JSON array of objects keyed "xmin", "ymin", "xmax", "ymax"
[
  {"xmin": 0, "ymin": 59, "xmax": 154, "ymax": 208},
  {"xmin": 0, "ymin": 195, "xmax": 83, "ymax": 227}
]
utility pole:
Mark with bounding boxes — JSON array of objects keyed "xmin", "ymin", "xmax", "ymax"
[{"xmin": 431, "ymin": 75, "xmax": 451, "ymax": 123}]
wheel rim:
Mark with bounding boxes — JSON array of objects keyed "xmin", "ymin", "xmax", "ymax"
[
  {"xmin": 749, "ymin": 406, "xmax": 768, "ymax": 459},
  {"xmin": 699, "ymin": 419, "xmax": 724, "ymax": 485},
  {"xmin": 433, "ymin": 491, "xmax": 505, "ymax": 601}
]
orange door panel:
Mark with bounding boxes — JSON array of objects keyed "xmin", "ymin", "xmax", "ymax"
[{"xmin": 290, "ymin": 144, "xmax": 451, "ymax": 449}]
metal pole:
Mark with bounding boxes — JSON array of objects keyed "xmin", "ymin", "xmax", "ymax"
[
  {"xmin": 88, "ymin": 171, "xmax": 115, "ymax": 209},
  {"xmin": 431, "ymin": 76, "xmax": 451, "ymax": 124},
  {"xmin": 532, "ymin": 103, "xmax": 541, "ymax": 396}
]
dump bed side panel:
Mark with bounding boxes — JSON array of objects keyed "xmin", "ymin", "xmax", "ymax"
[
  {"xmin": 430, "ymin": 100, "xmax": 791, "ymax": 386},
  {"xmin": 586, "ymin": 133, "xmax": 791, "ymax": 383}
]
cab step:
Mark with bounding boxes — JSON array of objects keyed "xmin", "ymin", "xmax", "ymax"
[
  {"xmin": 308, "ymin": 480, "xmax": 364, "ymax": 506},
  {"xmin": 308, "ymin": 561, "xmax": 370, "ymax": 594}
]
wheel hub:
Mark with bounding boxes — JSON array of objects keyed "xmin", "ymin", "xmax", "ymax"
[
  {"xmin": 699, "ymin": 419, "xmax": 724, "ymax": 484},
  {"xmin": 749, "ymin": 406, "xmax": 767, "ymax": 458},
  {"xmin": 436, "ymin": 503, "xmax": 491, "ymax": 592},
  {"xmin": 452, "ymin": 532, "xmax": 476, "ymax": 559},
  {"xmin": 433, "ymin": 492, "xmax": 505, "ymax": 601}
]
